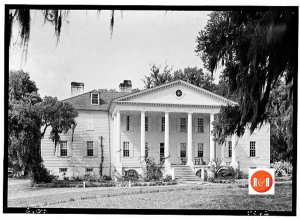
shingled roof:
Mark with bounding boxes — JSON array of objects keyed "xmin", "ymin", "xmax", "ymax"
[{"xmin": 63, "ymin": 90, "xmax": 130, "ymax": 111}]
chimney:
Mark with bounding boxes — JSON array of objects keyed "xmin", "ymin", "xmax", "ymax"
[
  {"xmin": 71, "ymin": 82, "xmax": 84, "ymax": 97},
  {"xmin": 119, "ymin": 80, "xmax": 132, "ymax": 93}
]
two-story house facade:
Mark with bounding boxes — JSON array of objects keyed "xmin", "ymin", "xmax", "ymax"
[{"xmin": 41, "ymin": 80, "xmax": 270, "ymax": 180}]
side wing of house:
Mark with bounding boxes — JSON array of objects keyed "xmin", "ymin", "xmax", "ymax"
[{"xmin": 41, "ymin": 109, "xmax": 111, "ymax": 178}]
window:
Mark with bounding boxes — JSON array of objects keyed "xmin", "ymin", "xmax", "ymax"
[
  {"xmin": 123, "ymin": 142, "xmax": 130, "ymax": 157},
  {"xmin": 86, "ymin": 168, "xmax": 93, "ymax": 173},
  {"xmin": 161, "ymin": 117, "xmax": 165, "ymax": 132},
  {"xmin": 145, "ymin": 116, "xmax": 149, "ymax": 131},
  {"xmin": 145, "ymin": 142, "xmax": 149, "ymax": 158},
  {"xmin": 180, "ymin": 118, "xmax": 187, "ymax": 132},
  {"xmin": 126, "ymin": 116, "xmax": 130, "ymax": 131},
  {"xmin": 198, "ymin": 118, "xmax": 204, "ymax": 133},
  {"xmin": 87, "ymin": 141, "xmax": 94, "ymax": 157},
  {"xmin": 91, "ymin": 93, "xmax": 99, "ymax": 105},
  {"xmin": 228, "ymin": 141, "xmax": 232, "ymax": 157},
  {"xmin": 60, "ymin": 141, "xmax": 67, "ymax": 157},
  {"xmin": 197, "ymin": 143, "xmax": 204, "ymax": 157},
  {"xmin": 59, "ymin": 168, "xmax": 67, "ymax": 173},
  {"xmin": 250, "ymin": 141, "xmax": 256, "ymax": 157},
  {"xmin": 180, "ymin": 143, "xmax": 187, "ymax": 157}
]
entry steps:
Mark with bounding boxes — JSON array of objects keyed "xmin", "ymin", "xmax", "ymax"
[{"xmin": 171, "ymin": 165, "xmax": 203, "ymax": 183}]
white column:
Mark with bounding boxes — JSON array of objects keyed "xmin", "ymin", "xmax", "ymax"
[
  {"xmin": 230, "ymin": 134, "xmax": 238, "ymax": 168},
  {"xmin": 187, "ymin": 112, "xmax": 193, "ymax": 166},
  {"xmin": 164, "ymin": 112, "xmax": 170, "ymax": 166},
  {"xmin": 209, "ymin": 113, "xmax": 215, "ymax": 162},
  {"xmin": 116, "ymin": 111, "xmax": 121, "ymax": 164},
  {"xmin": 140, "ymin": 111, "xmax": 145, "ymax": 162}
]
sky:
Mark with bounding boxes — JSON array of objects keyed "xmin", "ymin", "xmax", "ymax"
[{"xmin": 9, "ymin": 10, "xmax": 212, "ymax": 100}]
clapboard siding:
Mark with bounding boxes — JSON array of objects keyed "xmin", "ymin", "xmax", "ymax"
[{"xmin": 41, "ymin": 110, "xmax": 111, "ymax": 177}]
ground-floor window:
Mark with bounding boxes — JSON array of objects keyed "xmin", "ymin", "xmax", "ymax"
[
  {"xmin": 250, "ymin": 141, "xmax": 256, "ymax": 157},
  {"xmin": 59, "ymin": 168, "xmax": 67, "ymax": 173},
  {"xmin": 86, "ymin": 168, "xmax": 93, "ymax": 173},
  {"xmin": 123, "ymin": 141, "xmax": 130, "ymax": 157},
  {"xmin": 60, "ymin": 141, "xmax": 68, "ymax": 156},
  {"xmin": 180, "ymin": 143, "xmax": 187, "ymax": 157},
  {"xmin": 197, "ymin": 143, "xmax": 204, "ymax": 157},
  {"xmin": 87, "ymin": 141, "xmax": 94, "ymax": 156}
]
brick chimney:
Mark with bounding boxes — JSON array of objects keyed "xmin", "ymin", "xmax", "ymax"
[
  {"xmin": 119, "ymin": 80, "xmax": 132, "ymax": 93},
  {"xmin": 71, "ymin": 82, "xmax": 84, "ymax": 97}
]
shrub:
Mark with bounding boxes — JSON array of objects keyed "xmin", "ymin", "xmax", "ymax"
[
  {"xmin": 83, "ymin": 173, "xmax": 98, "ymax": 182},
  {"xmin": 209, "ymin": 158, "xmax": 224, "ymax": 179},
  {"xmin": 162, "ymin": 175, "xmax": 173, "ymax": 182},
  {"xmin": 102, "ymin": 175, "xmax": 112, "ymax": 181},
  {"xmin": 145, "ymin": 158, "xmax": 163, "ymax": 181},
  {"xmin": 271, "ymin": 161, "xmax": 293, "ymax": 177},
  {"xmin": 218, "ymin": 167, "xmax": 235, "ymax": 179},
  {"xmin": 123, "ymin": 169, "xmax": 140, "ymax": 182}
]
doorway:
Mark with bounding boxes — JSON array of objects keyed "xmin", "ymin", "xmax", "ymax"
[{"xmin": 160, "ymin": 143, "xmax": 164, "ymax": 164}]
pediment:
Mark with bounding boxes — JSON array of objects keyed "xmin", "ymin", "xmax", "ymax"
[{"xmin": 114, "ymin": 80, "xmax": 236, "ymax": 106}]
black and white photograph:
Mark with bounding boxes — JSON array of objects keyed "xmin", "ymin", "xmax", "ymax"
[{"xmin": 3, "ymin": 2, "xmax": 298, "ymax": 216}]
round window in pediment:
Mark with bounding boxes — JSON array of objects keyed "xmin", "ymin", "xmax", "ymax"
[{"xmin": 176, "ymin": 89, "xmax": 183, "ymax": 97}]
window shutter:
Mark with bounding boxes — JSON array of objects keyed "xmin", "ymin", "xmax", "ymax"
[
  {"xmin": 177, "ymin": 143, "xmax": 181, "ymax": 157},
  {"xmin": 148, "ymin": 116, "xmax": 153, "ymax": 132},
  {"xmin": 256, "ymin": 142, "xmax": 260, "ymax": 158},
  {"xmin": 129, "ymin": 142, "xmax": 134, "ymax": 158},
  {"xmin": 129, "ymin": 116, "xmax": 134, "ymax": 132},
  {"xmin": 67, "ymin": 141, "xmax": 72, "ymax": 157},
  {"xmin": 121, "ymin": 142, "xmax": 124, "ymax": 158},
  {"xmin": 194, "ymin": 143, "xmax": 198, "ymax": 158},
  {"xmin": 137, "ymin": 116, "xmax": 141, "ymax": 132},
  {"xmin": 224, "ymin": 142, "xmax": 228, "ymax": 158},
  {"xmin": 177, "ymin": 118, "xmax": 181, "ymax": 132},
  {"xmin": 93, "ymin": 141, "xmax": 98, "ymax": 157},
  {"xmin": 158, "ymin": 116, "xmax": 162, "ymax": 132},
  {"xmin": 202, "ymin": 118, "xmax": 205, "ymax": 133},
  {"xmin": 247, "ymin": 142, "xmax": 250, "ymax": 158},
  {"xmin": 122, "ymin": 116, "xmax": 127, "ymax": 131},
  {"xmin": 147, "ymin": 142, "xmax": 152, "ymax": 158},
  {"xmin": 83, "ymin": 141, "xmax": 87, "ymax": 157},
  {"xmin": 194, "ymin": 118, "xmax": 198, "ymax": 133},
  {"xmin": 56, "ymin": 144, "xmax": 61, "ymax": 157}
]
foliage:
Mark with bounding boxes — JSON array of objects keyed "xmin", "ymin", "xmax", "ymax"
[
  {"xmin": 83, "ymin": 173, "xmax": 99, "ymax": 182},
  {"xmin": 208, "ymin": 158, "xmax": 224, "ymax": 179},
  {"xmin": 145, "ymin": 158, "xmax": 163, "ymax": 181},
  {"xmin": 8, "ymin": 70, "xmax": 78, "ymax": 183},
  {"xmin": 268, "ymin": 82, "xmax": 293, "ymax": 162},
  {"xmin": 122, "ymin": 169, "xmax": 140, "ymax": 182},
  {"xmin": 196, "ymin": 9, "xmax": 297, "ymax": 134},
  {"xmin": 30, "ymin": 162, "xmax": 56, "ymax": 184},
  {"xmin": 218, "ymin": 166, "xmax": 235, "ymax": 179},
  {"xmin": 271, "ymin": 161, "xmax": 293, "ymax": 177}
]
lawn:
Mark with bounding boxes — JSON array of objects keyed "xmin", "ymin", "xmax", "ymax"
[{"xmin": 7, "ymin": 179, "xmax": 292, "ymax": 210}]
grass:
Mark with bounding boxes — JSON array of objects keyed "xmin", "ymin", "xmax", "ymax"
[{"xmin": 7, "ymin": 178, "xmax": 292, "ymax": 210}]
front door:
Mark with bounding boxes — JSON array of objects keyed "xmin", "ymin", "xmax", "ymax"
[{"xmin": 160, "ymin": 143, "xmax": 164, "ymax": 164}]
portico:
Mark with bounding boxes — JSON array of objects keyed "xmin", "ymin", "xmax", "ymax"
[{"xmin": 109, "ymin": 80, "xmax": 237, "ymax": 177}]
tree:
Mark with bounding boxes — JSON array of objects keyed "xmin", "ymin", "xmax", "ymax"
[
  {"xmin": 142, "ymin": 64, "xmax": 220, "ymax": 93},
  {"xmin": 196, "ymin": 9, "xmax": 297, "ymax": 136},
  {"xmin": 8, "ymin": 70, "xmax": 78, "ymax": 182}
]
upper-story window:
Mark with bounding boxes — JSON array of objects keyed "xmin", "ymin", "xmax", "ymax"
[
  {"xmin": 180, "ymin": 118, "xmax": 187, "ymax": 132},
  {"xmin": 91, "ymin": 93, "xmax": 99, "ymax": 105},
  {"xmin": 250, "ymin": 141, "xmax": 256, "ymax": 157},
  {"xmin": 197, "ymin": 118, "xmax": 204, "ymax": 133},
  {"xmin": 126, "ymin": 116, "xmax": 130, "ymax": 131}
]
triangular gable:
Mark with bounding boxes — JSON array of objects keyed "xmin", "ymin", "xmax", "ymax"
[{"xmin": 114, "ymin": 80, "xmax": 237, "ymax": 106}]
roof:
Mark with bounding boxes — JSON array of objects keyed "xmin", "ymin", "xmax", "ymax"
[
  {"xmin": 114, "ymin": 80, "xmax": 237, "ymax": 105},
  {"xmin": 63, "ymin": 90, "xmax": 130, "ymax": 111}
]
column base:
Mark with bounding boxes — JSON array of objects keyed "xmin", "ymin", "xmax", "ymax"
[
  {"xmin": 230, "ymin": 160, "xmax": 239, "ymax": 169},
  {"xmin": 186, "ymin": 161, "xmax": 194, "ymax": 170},
  {"xmin": 220, "ymin": 159, "xmax": 226, "ymax": 166},
  {"xmin": 164, "ymin": 159, "xmax": 172, "ymax": 177},
  {"xmin": 114, "ymin": 163, "xmax": 123, "ymax": 181}
]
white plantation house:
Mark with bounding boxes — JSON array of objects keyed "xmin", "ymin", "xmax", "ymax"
[{"xmin": 41, "ymin": 80, "xmax": 270, "ymax": 180}]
